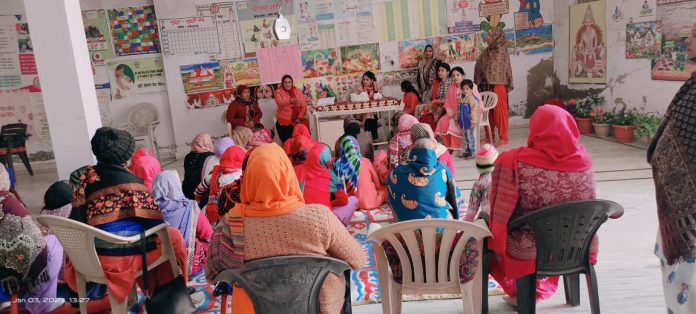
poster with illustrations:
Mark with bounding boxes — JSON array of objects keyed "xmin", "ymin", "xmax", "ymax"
[
  {"xmin": 297, "ymin": 76, "xmax": 336, "ymax": 101},
  {"xmin": 186, "ymin": 88, "xmax": 234, "ymax": 109},
  {"xmin": 477, "ymin": 29, "xmax": 517, "ymax": 55},
  {"xmin": 438, "ymin": 34, "xmax": 477, "ymax": 63},
  {"xmin": 108, "ymin": 6, "xmax": 161, "ymax": 56},
  {"xmin": 180, "ymin": 62, "xmax": 223, "ymax": 94},
  {"xmin": 382, "ymin": 69, "xmax": 418, "ymax": 87},
  {"xmin": 332, "ymin": 0, "xmax": 375, "ymax": 46},
  {"xmin": 651, "ymin": 0, "xmax": 696, "ymax": 81},
  {"xmin": 514, "ymin": 0, "xmax": 553, "ymax": 55},
  {"xmin": 223, "ymin": 58, "xmax": 260, "ymax": 87},
  {"xmin": 107, "ymin": 57, "xmax": 166, "ymax": 100},
  {"xmin": 569, "ymin": 0, "xmax": 607, "ymax": 84},
  {"xmin": 626, "ymin": 21, "xmax": 661, "ymax": 59},
  {"xmin": 236, "ymin": 0, "xmax": 298, "ymax": 57},
  {"xmin": 82, "ymin": 9, "xmax": 114, "ymax": 65},
  {"xmin": 340, "ymin": 43, "xmax": 380, "ymax": 73},
  {"xmin": 446, "ymin": 0, "xmax": 481, "ymax": 34},
  {"xmin": 398, "ymin": 38, "xmax": 440, "ymax": 69},
  {"xmin": 250, "ymin": 84, "xmax": 278, "ymax": 100},
  {"xmin": 301, "ymin": 48, "xmax": 338, "ymax": 78}
]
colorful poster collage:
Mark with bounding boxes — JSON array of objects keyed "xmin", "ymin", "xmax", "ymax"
[{"xmin": 109, "ymin": 6, "xmax": 161, "ymax": 56}]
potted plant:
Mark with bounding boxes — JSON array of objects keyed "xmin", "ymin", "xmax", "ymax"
[
  {"xmin": 572, "ymin": 98, "xmax": 594, "ymax": 134},
  {"xmin": 635, "ymin": 112, "xmax": 662, "ymax": 143},
  {"xmin": 591, "ymin": 107, "xmax": 611, "ymax": 138},
  {"xmin": 612, "ymin": 104, "xmax": 638, "ymax": 144}
]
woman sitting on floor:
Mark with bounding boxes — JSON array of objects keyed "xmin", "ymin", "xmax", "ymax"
[
  {"xmin": 182, "ymin": 133, "xmax": 216, "ymax": 200},
  {"xmin": 387, "ymin": 113, "xmax": 419, "ymax": 170},
  {"xmin": 400, "ymin": 123, "xmax": 455, "ymax": 175},
  {"xmin": 131, "ymin": 153, "xmax": 162, "ymax": 191},
  {"xmin": 201, "ymin": 137, "xmax": 235, "ymax": 188},
  {"xmin": 283, "ymin": 124, "xmax": 318, "ymax": 166},
  {"xmin": 295, "ymin": 143, "xmax": 358, "ymax": 225},
  {"xmin": 195, "ymin": 146, "xmax": 247, "ymax": 225},
  {"xmin": 67, "ymin": 127, "xmax": 189, "ymax": 307},
  {"xmin": 205, "ymin": 143, "xmax": 365, "ymax": 314},
  {"xmin": 488, "ymin": 105, "xmax": 598, "ymax": 305},
  {"xmin": 153, "ymin": 170, "xmax": 213, "ymax": 276},
  {"xmin": 356, "ymin": 144, "xmax": 387, "ymax": 210},
  {"xmin": 245, "ymin": 128, "xmax": 274, "ymax": 150}
]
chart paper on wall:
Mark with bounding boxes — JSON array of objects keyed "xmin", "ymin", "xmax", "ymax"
[
  {"xmin": 159, "ymin": 16, "xmax": 221, "ymax": 57},
  {"xmin": 196, "ymin": 2, "xmax": 244, "ymax": 60}
]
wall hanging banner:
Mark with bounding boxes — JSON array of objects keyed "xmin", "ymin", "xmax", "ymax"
[
  {"xmin": 180, "ymin": 61, "xmax": 224, "ymax": 94},
  {"xmin": 159, "ymin": 16, "xmax": 221, "ymax": 56},
  {"xmin": 256, "ymin": 45, "xmax": 304, "ymax": 84},
  {"xmin": 569, "ymin": 0, "xmax": 607, "ymax": 84},
  {"xmin": 196, "ymin": 2, "xmax": 244, "ymax": 60},
  {"xmin": 651, "ymin": 0, "xmax": 696, "ymax": 81},
  {"xmin": 236, "ymin": 0, "xmax": 298, "ymax": 57},
  {"xmin": 109, "ymin": 6, "xmax": 161, "ymax": 56},
  {"xmin": 108, "ymin": 57, "xmax": 166, "ymax": 100},
  {"xmin": 82, "ymin": 9, "xmax": 114, "ymax": 65},
  {"xmin": 340, "ymin": 43, "xmax": 380, "ymax": 74},
  {"xmin": 301, "ymin": 48, "xmax": 338, "ymax": 78},
  {"xmin": 222, "ymin": 58, "xmax": 261, "ymax": 87}
]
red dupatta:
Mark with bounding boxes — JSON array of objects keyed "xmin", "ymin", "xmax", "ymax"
[
  {"xmin": 294, "ymin": 144, "xmax": 332, "ymax": 207},
  {"xmin": 489, "ymin": 105, "xmax": 593, "ymax": 279}
]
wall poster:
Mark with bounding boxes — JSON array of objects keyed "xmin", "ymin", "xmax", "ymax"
[
  {"xmin": 109, "ymin": 6, "xmax": 161, "ymax": 56},
  {"xmin": 107, "ymin": 57, "xmax": 166, "ymax": 100},
  {"xmin": 569, "ymin": 0, "xmax": 608, "ymax": 84},
  {"xmin": 301, "ymin": 48, "xmax": 338, "ymax": 78},
  {"xmin": 651, "ymin": 0, "xmax": 696, "ymax": 81},
  {"xmin": 626, "ymin": 21, "xmax": 661, "ymax": 59},
  {"xmin": 82, "ymin": 9, "xmax": 114, "ymax": 65},
  {"xmin": 236, "ymin": 0, "xmax": 298, "ymax": 57},
  {"xmin": 340, "ymin": 43, "xmax": 380, "ymax": 73}
]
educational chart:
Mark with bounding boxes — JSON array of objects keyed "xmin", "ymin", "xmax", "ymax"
[
  {"xmin": 333, "ymin": 0, "xmax": 375, "ymax": 46},
  {"xmin": 180, "ymin": 62, "xmax": 224, "ymax": 94},
  {"xmin": 295, "ymin": 0, "xmax": 336, "ymax": 50},
  {"xmin": 626, "ymin": 21, "xmax": 661, "ymax": 59},
  {"xmin": 196, "ymin": 2, "xmax": 244, "ymax": 60},
  {"xmin": 82, "ymin": 9, "xmax": 114, "ymax": 65},
  {"xmin": 340, "ymin": 43, "xmax": 380, "ymax": 74},
  {"xmin": 301, "ymin": 48, "xmax": 338, "ymax": 78},
  {"xmin": 446, "ymin": 0, "xmax": 481, "ymax": 34},
  {"xmin": 514, "ymin": 0, "xmax": 553, "ymax": 55},
  {"xmin": 569, "ymin": 0, "xmax": 607, "ymax": 84},
  {"xmin": 107, "ymin": 57, "xmax": 166, "ymax": 100},
  {"xmin": 236, "ymin": 0, "xmax": 298, "ymax": 57},
  {"xmin": 651, "ymin": 0, "xmax": 696, "ymax": 81},
  {"xmin": 159, "ymin": 16, "xmax": 220, "ymax": 56},
  {"xmin": 438, "ymin": 34, "xmax": 477, "ymax": 63},
  {"xmin": 109, "ymin": 6, "xmax": 161, "ymax": 56},
  {"xmin": 222, "ymin": 58, "xmax": 260, "ymax": 87}
]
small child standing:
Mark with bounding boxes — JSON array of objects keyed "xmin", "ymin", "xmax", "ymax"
[
  {"xmin": 464, "ymin": 144, "xmax": 498, "ymax": 222},
  {"xmin": 458, "ymin": 79, "xmax": 481, "ymax": 158}
]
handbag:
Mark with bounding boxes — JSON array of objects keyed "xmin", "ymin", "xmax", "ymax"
[{"xmin": 140, "ymin": 231, "xmax": 196, "ymax": 314}]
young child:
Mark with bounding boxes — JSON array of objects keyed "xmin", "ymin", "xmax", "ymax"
[
  {"xmin": 458, "ymin": 79, "xmax": 481, "ymax": 158},
  {"xmin": 464, "ymin": 144, "xmax": 498, "ymax": 222}
]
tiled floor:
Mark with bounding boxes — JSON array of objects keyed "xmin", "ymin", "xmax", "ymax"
[{"xmin": 12, "ymin": 125, "xmax": 665, "ymax": 313}]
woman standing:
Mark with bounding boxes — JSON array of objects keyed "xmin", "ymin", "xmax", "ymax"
[
  {"xmin": 435, "ymin": 66, "xmax": 466, "ymax": 153},
  {"xmin": 474, "ymin": 27, "xmax": 513, "ymax": 146},
  {"xmin": 416, "ymin": 44, "xmax": 440, "ymax": 95},
  {"xmin": 650, "ymin": 23, "xmax": 696, "ymax": 314},
  {"xmin": 227, "ymin": 85, "xmax": 263, "ymax": 146},
  {"xmin": 419, "ymin": 63, "xmax": 451, "ymax": 131},
  {"xmin": 182, "ymin": 133, "xmax": 215, "ymax": 199},
  {"xmin": 274, "ymin": 75, "xmax": 308, "ymax": 143},
  {"xmin": 356, "ymin": 71, "xmax": 382, "ymax": 140}
]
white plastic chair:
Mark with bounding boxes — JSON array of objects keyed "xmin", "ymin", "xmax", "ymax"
[
  {"xmin": 120, "ymin": 103, "xmax": 160, "ymax": 158},
  {"xmin": 368, "ymin": 219, "xmax": 492, "ymax": 314},
  {"xmin": 36, "ymin": 216, "xmax": 179, "ymax": 314},
  {"xmin": 476, "ymin": 92, "xmax": 498, "ymax": 152},
  {"xmin": 221, "ymin": 110, "xmax": 233, "ymax": 138}
]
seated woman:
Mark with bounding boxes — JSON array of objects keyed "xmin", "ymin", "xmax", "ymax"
[
  {"xmin": 131, "ymin": 154, "xmax": 162, "ymax": 191},
  {"xmin": 401, "ymin": 80, "xmax": 421, "ymax": 116},
  {"xmin": 355, "ymin": 71, "xmax": 382, "ymax": 140},
  {"xmin": 128, "ymin": 147, "xmax": 155, "ymax": 173},
  {"xmin": 401, "ymin": 123, "xmax": 455, "ymax": 175},
  {"xmin": 153, "ymin": 171, "xmax": 213, "ymax": 276},
  {"xmin": 333, "ymin": 135, "xmax": 362, "ymax": 195},
  {"xmin": 341, "ymin": 118, "xmax": 372, "ymax": 159},
  {"xmin": 282, "ymin": 124, "xmax": 317, "ymax": 166},
  {"xmin": 295, "ymin": 144, "xmax": 358, "ymax": 225},
  {"xmin": 182, "ymin": 133, "xmax": 215, "ymax": 199},
  {"xmin": 201, "ymin": 137, "xmax": 236, "ymax": 186},
  {"xmin": 356, "ymin": 146, "xmax": 387, "ymax": 210},
  {"xmin": 227, "ymin": 85, "xmax": 263, "ymax": 146},
  {"xmin": 419, "ymin": 63, "xmax": 451, "ymax": 131},
  {"xmin": 0, "ymin": 167, "xmax": 64, "ymax": 314},
  {"xmin": 246, "ymin": 128, "xmax": 274, "ymax": 150},
  {"xmin": 488, "ymin": 105, "xmax": 597, "ymax": 304},
  {"xmin": 195, "ymin": 146, "xmax": 247, "ymax": 224},
  {"xmin": 373, "ymin": 150, "xmax": 389, "ymax": 186},
  {"xmin": 274, "ymin": 75, "xmax": 308, "ymax": 143},
  {"xmin": 67, "ymin": 127, "xmax": 188, "ymax": 307},
  {"xmin": 388, "ymin": 114, "xmax": 419, "ymax": 170},
  {"xmin": 204, "ymin": 143, "xmax": 365, "ymax": 314}
]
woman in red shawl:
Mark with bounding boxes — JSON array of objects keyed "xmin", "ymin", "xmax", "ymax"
[
  {"xmin": 282, "ymin": 124, "xmax": 318, "ymax": 166},
  {"xmin": 195, "ymin": 146, "xmax": 247, "ymax": 224},
  {"xmin": 227, "ymin": 85, "xmax": 263, "ymax": 147},
  {"xmin": 274, "ymin": 75, "xmax": 308, "ymax": 143},
  {"xmin": 131, "ymin": 155, "xmax": 162, "ymax": 191},
  {"xmin": 488, "ymin": 105, "xmax": 597, "ymax": 304}
]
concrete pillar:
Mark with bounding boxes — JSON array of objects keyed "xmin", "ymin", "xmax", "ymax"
[{"xmin": 24, "ymin": 0, "xmax": 101, "ymax": 179}]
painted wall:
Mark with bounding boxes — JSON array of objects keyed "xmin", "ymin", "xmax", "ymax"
[{"xmin": 553, "ymin": 0, "xmax": 684, "ymax": 116}]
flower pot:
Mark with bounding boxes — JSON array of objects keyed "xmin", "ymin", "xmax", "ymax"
[
  {"xmin": 575, "ymin": 117, "xmax": 594, "ymax": 135},
  {"xmin": 593, "ymin": 123, "xmax": 610, "ymax": 138},
  {"xmin": 613, "ymin": 125, "xmax": 636, "ymax": 144}
]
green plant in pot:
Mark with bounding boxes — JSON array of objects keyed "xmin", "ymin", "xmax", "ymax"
[
  {"xmin": 635, "ymin": 112, "xmax": 662, "ymax": 143},
  {"xmin": 591, "ymin": 107, "xmax": 611, "ymax": 138},
  {"xmin": 612, "ymin": 104, "xmax": 638, "ymax": 144},
  {"xmin": 573, "ymin": 98, "xmax": 594, "ymax": 135}
]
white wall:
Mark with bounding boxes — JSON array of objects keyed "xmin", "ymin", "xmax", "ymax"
[{"xmin": 553, "ymin": 0, "xmax": 683, "ymax": 115}]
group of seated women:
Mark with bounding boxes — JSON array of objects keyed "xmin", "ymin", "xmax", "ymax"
[{"xmin": 0, "ymin": 103, "xmax": 599, "ymax": 312}]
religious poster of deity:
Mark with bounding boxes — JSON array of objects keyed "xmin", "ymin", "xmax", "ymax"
[
  {"xmin": 301, "ymin": 48, "xmax": 339, "ymax": 78},
  {"xmin": 569, "ymin": 0, "xmax": 607, "ymax": 84},
  {"xmin": 626, "ymin": 21, "xmax": 661, "ymax": 59},
  {"xmin": 651, "ymin": 0, "xmax": 696, "ymax": 81}
]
